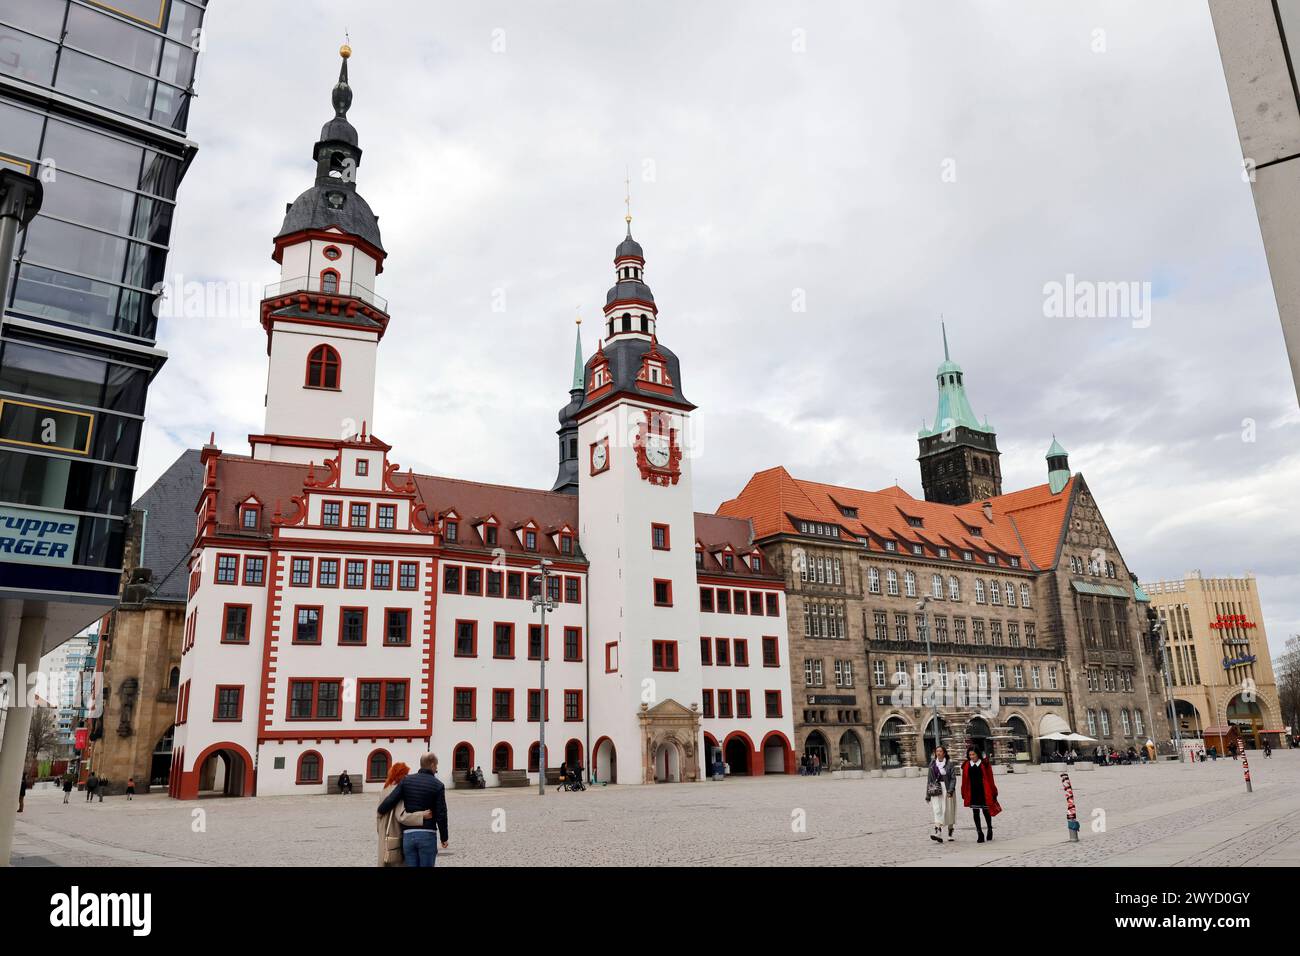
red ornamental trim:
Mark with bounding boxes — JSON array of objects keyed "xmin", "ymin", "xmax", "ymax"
[
  {"xmin": 304, "ymin": 454, "xmax": 342, "ymax": 490},
  {"xmin": 274, "ymin": 494, "xmax": 310, "ymax": 528},
  {"xmin": 634, "ymin": 409, "xmax": 683, "ymax": 486},
  {"xmin": 383, "ymin": 461, "xmax": 417, "ymax": 494}
]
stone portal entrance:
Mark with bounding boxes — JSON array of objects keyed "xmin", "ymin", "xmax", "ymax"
[{"xmin": 638, "ymin": 699, "xmax": 702, "ymax": 784}]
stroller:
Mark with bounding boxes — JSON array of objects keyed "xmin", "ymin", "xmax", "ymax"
[{"xmin": 557, "ymin": 764, "xmax": 586, "ymax": 792}]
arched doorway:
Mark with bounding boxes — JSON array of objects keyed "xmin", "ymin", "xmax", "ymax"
[
  {"xmin": 453, "ymin": 742, "xmax": 474, "ymax": 775},
  {"xmin": 183, "ymin": 742, "xmax": 254, "ymax": 798},
  {"xmin": 879, "ymin": 717, "xmax": 907, "ymax": 768},
  {"xmin": 966, "ymin": 717, "xmax": 992, "ymax": 759},
  {"xmin": 724, "ymin": 733, "xmax": 753, "ymax": 776},
  {"xmin": 593, "ymin": 736, "xmax": 617, "ymax": 784},
  {"xmin": 1169, "ymin": 699, "xmax": 1202, "ymax": 737},
  {"xmin": 922, "ymin": 715, "xmax": 951, "ymax": 762},
  {"xmin": 804, "ymin": 730, "xmax": 829, "ymax": 768},
  {"xmin": 1006, "ymin": 715, "xmax": 1030, "ymax": 761},
  {"xmin": 703, "ymin": 732, "xmax": 721, "ymax": 773},
  {"xmin": 150, "ymin": 726, "xmax": 174, "ymax": 788},
  {"xmin": 564, "ymin": 738, "xmax": 583, "ymax": 770},
  {"xmin": 762, "ymin": 731, "xmax": 794, "ymax": 773},
  {"xmin": 1226, "ymin": 694, "xmax": 1266, "ymax": 749},
  {"xmin": 838, "ymin": 730, "xmax": 864, "ymax": 769},
  {"xmin": 654, "ymin": 739, "xmax": 682, "ymax": 782}
]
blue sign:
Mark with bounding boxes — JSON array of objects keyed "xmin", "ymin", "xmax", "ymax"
[
  {"xmin": 0, "ymin": 506, "xmax": 78, "ymax": 566},
  {"xmin": 1222, "ymin": 654, "xmax": 1257, "ymax": 670}
]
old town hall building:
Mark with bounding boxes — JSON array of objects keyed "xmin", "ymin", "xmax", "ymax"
[{"xmin": 167, "ymin": 50, "xmax": 795, "ymax": 796}]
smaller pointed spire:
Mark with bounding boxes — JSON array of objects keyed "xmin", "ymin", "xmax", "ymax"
[
  {"xmin": 571, "ymin": 316, "xmax": 585, "ymax": 391},
  {"xmin": 333, "ymin": 41, "xmax": 353, "ymax": 118},
  {"xmin": 941, "ymin": 318, "xmax": 949, "ymax": 361}
]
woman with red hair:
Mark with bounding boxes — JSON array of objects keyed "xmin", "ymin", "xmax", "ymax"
[{"xmin": 377, "ymin": 762, "xmax": 425, "ymax": 866}]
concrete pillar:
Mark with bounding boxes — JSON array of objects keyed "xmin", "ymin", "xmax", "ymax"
[{"xmin": 0, "ymin": 606, "xmax": 47, "ymax": 866}]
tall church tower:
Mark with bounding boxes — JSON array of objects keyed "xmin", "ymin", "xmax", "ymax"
[
  {"xmin": 253, "ymin": 45, "xmax": 390, "ymax": 463},
  {"xmin": 917, "ymin": 325, "xmax": 1002, "ymax": 504},
  {"xmin": 578, "ymin": 217, "xmax": 704, "ymax": 784},
  {"xmin": 551, "ymin": 321, "xmax": 585, "ymax": 494}
]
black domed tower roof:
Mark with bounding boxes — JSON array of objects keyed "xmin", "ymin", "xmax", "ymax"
[{"xmin": 275, "ymin": 46, "xmax": 385, "ymax": 257}]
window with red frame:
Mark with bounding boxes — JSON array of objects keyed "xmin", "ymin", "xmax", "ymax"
[
  {"xmin": 240, "ymin": 505, "xmax": 259, "ymax": 529},
  {"xmin": 321, "ymin": 502, "xmax": 341, "ymax": 527},
  {"xmin": 492, "ymin": 688, "xmax": 514, "ymax": 721},
  {"xmin": 290, "ymin": 557, "xmax": 312, "ymax": 586},
  {"xmin": 297, "ymin": 751, "xmax": 323, "ymax": 784},
  {"xmin": 715, "ymin": 638, "xmax": 730, "ymax": 666},
  {"xmin": 221, "ymin": 604, "xmax": 250, "ymax": 644},
  {"xmin": 294, "ymin": 606, "xmax": 321, "ymax": 644},
  {"xmin": 563, "ymin": 690, "xmax": 583, "ymax": 721},
  {"xmin": 699, "ymin": 587, "xmax": 714, "ymax": 612},
  {"xmin": 765, "ymin": 690, "xmax": 783, "ymax": 718},
  {"xmin": 454, "ymin": 620, "xmax": 477, "ymax": 657},
  {"xmin": 384, "ymin": 609, "xmax": 410, "ymax": 646},
  {"xmin": 320, "ymin": 268, "xmax": 340, "ymax": 294},
  {"xmin": 398, "ymin": 562, "xmax": 418, "ymax": 590},
  {"xmin": 377, "ymin": 503, "xmax": 396, "ymax": 529},
  {"xmin": 651, "ymin": 523, "xmax": 670, "ymax": 550},
  {"xmin": 357, "ymin": 680, "xmax": 408, "ymax": 720},
  {"xmin": 318, "ymin": 559, "xmax": 339, "ymax": 586},
  {"xmin": 717, "ymin": 689, "xmax": 733, "ymax": 719},
  {"xmin": 702, "ymin": 689, "xmax": 714, "ymax": 718},
  {"xmin": 339, "ymin": 608, "xmax": 366, "ymax": 645},
  {"xmin": 605, "ymin": 641, "xmax": 618, "ymax": 673},
  {"xmin": 700, "ymin": 637, "xmax": 712, "ymax": 665},
  {"xmin": 466, "ymin": 567, "xmax": 483, "ymax": 595},
  {"xmin": 355, "ymin": 459, "xmax": 370, "ymax": 476},
  {"xmin": 527, "ymin": 689, "xmax": 549, "ymax": 721},
  {"xmin": 717, "ymin": 590, "xmax": 731, "ymax": 613},
  {"xmin": 652, "ymin": 640, "xmax": 678, "ymax": 671},
  {"xmin": 366, "ymin": 750, "xmax": 390, "ymax": 782},
  {"xmin": 443, "ymin": 565, "xmax": 461, "ymax": 593},
  {"xmin": 345, "ymin": 559, "xmax": 365, "ymax": 588},
  {"xmin": 528, "ymin": 624, "xmax": 548, "ymax": 660},
  {"xmin": 749, "ymin": 592, "xmax": 763, "ymax": 615},
  {"xmin": 653, "ymin": 579, "xmax": 673, "ymax": 607},
  {"xmin": 288, "ymin": 680, "xmax": 341, "ymax": 720},
  {"xmin": 215, "ymin": 554, "xmax": 237, "ymax": 584},
  {"xmin": 214, "ymin": 685, "xmax": 243, "ymax": 721},
  {"xmin": 306, "ymin": 344, "xmax": 340, "ymax": 389},
  {"xmin": 349, "ymin": 502, "xmax": 369, "ymax": 528},
  {"xmin": 765, "ymin": 593, "xmax": 779, "ymax": 616},
  {"xmin": 563, "ymin": 627, "xmax": 582, "ymax": 661},
  {"xmin": 762, "ymin": 636, "xmax": 780, "ymax": 667},
  {"xmin": 736, "ymin": 689, "xmax": 751, "ymax": 718},
  {"xmin": 487, "ymin": 570, "xmax": 503, "ymax": 597},
  {"xmin": 734, "ymin": 639, "xmax": 749, "ymax": 667},
  {"xmin": 453, "ymin": 688, "xmax": 475, "ymax": 721},
  {"xmin": 564, "ymin": 577, "xmax": 580, "ymax": 603},
  {"xmin": 734, "ymin": 590, "xmax": 748, "ymax": 614},
  {"xmin": 241, "ymin": 556, "xmax": 264, "ymax": 586},
  {"xmin": 372, "ymin": 561, "xmax": 392, "ymax": 589},
  {"xmin": 493, "ymin": 623, "xmax": 514, "ymax": 659}
]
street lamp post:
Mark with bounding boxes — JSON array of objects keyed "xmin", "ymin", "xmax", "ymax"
[
  {"xmin": 1153, "ymin": 619, "xmax": 1183, "ymax": 762},
  {"xmin": 531, "ymin": 559, "xmax": 555, "ymax": 796},
  {"xmin": 916, "ymin": 596, "xmax": 942, "ymax": 760}
]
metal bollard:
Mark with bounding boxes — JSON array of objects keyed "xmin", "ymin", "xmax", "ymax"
[
  {"xmin": 1242, "ymin": 754, "xmax": 1252, "ymax": 793},
  {"xmin": 1060, "ymin": 772, "xmax": 1080, "ymax": 842}
]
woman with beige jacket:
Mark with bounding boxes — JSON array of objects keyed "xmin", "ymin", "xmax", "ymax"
[{"xmin": 377, "ymin": 763, "xmax": 430, "ymax": 866}]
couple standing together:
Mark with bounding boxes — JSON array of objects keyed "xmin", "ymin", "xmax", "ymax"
[
  {"xmin": 925, "ymin": 746, "xmax": 1001, "ymax": 844},
  {"xmin": 376, "ymin": 752, "xmax": 450, "ymax": 867}
]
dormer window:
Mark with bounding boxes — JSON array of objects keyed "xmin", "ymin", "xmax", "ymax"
[
  {"xmin": 884, "ymin": 541, "xmax": 897, "ymax": 552},
  {"xmin": 485, "ymin": 525, "xmax": 498, "ymax": 547},
  {"xmin": 723, "ymin": 554, "xmax": 734, "ymax": 571},
  {"xmin": 839, "ymin": 506, "xmax": 858, "ymax": 518},
  {"xmin": 911, "ymin": 544, "xmax": 923, "ymax": 556},
  {"xmin": 695, "ymin": 550, "xmax": 704, "ymax": 569},
  {"xmin": 905, "ymin": 516, "xmax": 923, "ymax": 528},
  {"xmin": 750, "ymin": 553, "xmax": 763, "ymax": 572},
  {"xmin": 240, "ymin": 505, "xmax": 259, "ymax": 529},
  {"xmin": 445, "ymin": 520, "xmax": 458, "ymax": 543},
  {"xmin": 355, "ymin": 460, "xmax": 369, "ymax": 476},
  {"xmin": 306, "ymin": 344, "xmax": 340, "ymax": 389},
  {"xmin": 525, "ymin": 530, "xmax": 538, "ymax": 551},
  {"xmin": 560, "ymin": 534, "xmax": 573, "ymax": 555}
]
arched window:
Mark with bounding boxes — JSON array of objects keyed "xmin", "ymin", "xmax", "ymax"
[
  {"xmin": 453, "ymin": 742, "xmax": 474, "ymax": 774},
  {"xmin": 948, "ymin": 576, "xmax": 960, "ymax": 601},
  {"xmin": 527, "ymin": 742, "xmax": 548, "ymax": 773},
  {"xmin": 621, "ymin": 313, "xmax": 631, "ymax": 333},
  {"xmin": 1020, "ymin": 583, "xmax": 1031, "ymax": 607},
  {"xmin": 931, "ymin": 574, "xmax": 943, "ymax": 599},
  {"xmin": 904, "ymin": 571, "xmax": 916, "ymax": 598},
  {"xmin": 320, "ymin": 268, "xmax": 339, "ymax": 294},
  {"xmin": 306, "ymin": 344, "xmax": 340, "ymax": 389},
  {"xmin": 989, "ymin": 580, "xmax": 1001, "ymax": 605},
  {"xmin": 493, "ymin": 743, "xmax": 512, "ymax": 773},
  {"xmin": 297, "ymin": 750, "xmax": 322, "ymax": 785},
  {"xmin": 974, "ymin": 579, "xmax": 985, "ymax": 603},
  {"xmin": 1004, "ymin": 582, "xmax": 1016, "ymax": 606},
  {"xmin": 366, "ymin": 749, "xmax": 390, "ymax": 783},
  {"xmin": 168, "ymin": 666, "xmax": 180, "ymax": 690},
  {"xmin": 886, "ymin": 569, "xmax": 899, "ymax": 596}
]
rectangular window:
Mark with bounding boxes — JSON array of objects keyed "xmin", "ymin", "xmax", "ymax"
[
  {"xmin": 322, "ymin": 501, "xmax": 341, "ymax": 527},
  {"xmin": 750, "ymin": 592, "xmax": 763, "ymax": 615},
  {"xmin": 653, "ymin": 579, "xmax": 673, "ymax": 607},
  {"xmin": 444, "ymin": 521, "xmax": 458, "ymax": 543},
  {"xmin": 700, "ymin": 587, "xmax": 715, "ymax": 612},
  {"xmin": 485, "ymin": 525, "xmax": 498, "ymax": 547},
  {"xmin": 377, "ymin": 504, "xmax": 396, "ymax": 529},
  {"xmin": 389, "ymin": 681, "xmax": 414, "ymax": 719},
  {"xmin": 290, "ymin": 557, "xmax": 312, "ymax": 586},
  {"xmin": 734, "ymin": 590, "xmax": 748, "ymax": 614},
  {"xmin": 242, "ymin": 556, "xmax": 265, "ymax": 586},
  {"xmin": 443, "ymin": 565, "xmax": 462, "ymax": 593},
  {"xmin": 527, "ymin": 689, "xmax": 548, "ymax": 722},
  {"xmin": 715, "ymin": 638, "xmax": 730, "ymax": 666},
  {"xmin": 564, "ymin": 627, "xmax": 582, "ymax": 661},
  {"xmin": 455, "ymin": 620, "xmax": 477, "ymax": 657},
  {"xmin": 564, "ymin": 577, "xmax": 580, "ymax": 604},
  {"xmin": 766, "ymin": 592, "xmax": 779, "ymax": 616},
  {"xmin": 716, "ymin": 590, "xmax": 731, "ymax": 614},
  {"xmin": 528, "ymin": 624, "xmax": 548, "ymax": 661},
  {"xmin": 717, "ymin": 689, "xmax": 733, "ymax": 719},
  {"xmin": 736, "ymin": 690, "xmax": 751, "ymax": 718},
  {"xmin": 221, "ymin": 604, "xmax": 250, "ymax": 644},
  {"xmin": 507, "ymin": 572, "xmax": 523, "ymax": 599},
  {"xmin": 355, "ymin": 460, "xmax": 369, "ymax": 476},
  {"xmin": 493, "ymin": 688, "xmax": 515, "ymax": 721},
  {"xmin": 702, "ymin": 689, "xmax": 715, "ymax": 718},
  {"xmin": 345, "ymin": 559, "xmax": 366, "ymax": 588},
  {"xmin": 652, "ymin": 640, "xmax": 678, "ymax": 671},
  {"xmin": 357, "ymin": 681, "xmax": 381, "ymax": 719},
  {"xmin": 349, "ymin": 502, "xmax": 369, "ymax": 528},
  {"xmin": 525, "ymin": 530, "xmax": 538, "ymax": 551},
  {"xmin": 398, "ymin": 562, "xmax": 419, "ymax": 590},
  {"xmin": 294, "ymin": 606, "xmax": 321, "ymax": 645},
  {"xmin": 651, "ymin": 523, "xmax": 670, "ymax": 550},
  {"xmin": 214, "ymin": 685, "xmax": 243, "ymax": 722},
  {"xmin": 605, "ymin": 642, "xmax": 618, "ymax": 673},
  {"xmin": 873, "ymin": 660, "xmax": 886, "ymax": 687},
  {"xmin": 487, "ymin": 570, "xmax": 504, "ymax": 597},
  {"xmin": 215, "ymin": 554, "xmax": 238, "ymax": 584},
  {"xmin": 761, "ymin": 636, "xmax": 779, "ymax": 667},
  {"xmin": 547, "ymin": 576, "xmax": 561, "ymax": 603},
  {"xmin": 453, "ymin": 688, "xmax": 476, "ymax": 721},
  {"xmin": 563, "ymin": 690, "xmax": 583, "ymax": 721},
  {"xmin": 385, "ymin": 609, "xmax": 410, "ymax": 646},
  {"xmin": 734, "ymin": 639, "xmax": 749, "ymax": 667},
  {"xmin": 288, "ymin": 679, "xmax": 341, "ymax": 720},
  {"xmin": 372, "ymin": 561, "xmax": 392, "ymax": 589},
  {"xmin": 318, "ymin": 558, "xmax": 339, "ymax": 587},
  {"xmin": 765, "ymin": 690, "xmax": 782, "ymax": 718},
  {"xmin": 700, "ymin": 636, "xmax": 713, "ymax": 665},
  {"xmin": 493, "ymin": 622, "xmax": 515, "ymax": 659},
  {"xmin": 339, "ymin": 608, "xmax": 367, "ymax": 645}
]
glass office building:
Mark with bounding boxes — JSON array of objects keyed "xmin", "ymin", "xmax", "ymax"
[{"xmin": 0, "ymin": 0, "xmax": 206, "ymax": 614}]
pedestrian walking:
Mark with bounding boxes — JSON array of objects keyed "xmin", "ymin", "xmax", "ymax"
[
  {"xmin": 960, "ymin": 748, "xmax": 1001, "ymax": 843},
  {"xmin": 375, "ymin": 752, "xmax": 449, "ymax": 867},
  {"xmin": 18, "ymin": 773, "xmax": 28, "ymax": 813},
  {"xmin": 812, "ymin": 753, "xmax": 821, "ymax": 776},
  {"xmin": 97, "ymin": 777, "xmax": 107, "ymax": 801},
  {"xmin": 126, "ymin": 777, "xmax": 136, "ymax": 800},
  {"xmin": 85, "ymin": 773, "xmax": 97, "ymax": 803},
  {"xmin": 62, "ymin": 775, "xmax": 73, "ymax": 804},
  {"xmin": 925, "ymin": 745, "xmax": 957, "ymax": 843},
  {"xmin": 375, "ymin": 762, "xmax": 430, "ymax": 866}
]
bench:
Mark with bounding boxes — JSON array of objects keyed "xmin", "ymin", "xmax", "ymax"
[
  {"xmin": 452, "ymin": 770, "xmax": 472, "ymax": 790},
  {"xmin": 544, "ymin": 767, "xmax": 565, "ymax": 785},
  {"xmin": 327, "ymin": 773, "xmax": 364, "ymax": 795},
  {"xmin": 496, "ymin": 769, "xmax": 528, "ymax": 788}
]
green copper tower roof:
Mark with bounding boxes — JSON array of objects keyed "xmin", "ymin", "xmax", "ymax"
[
  {"xmin": 1047, "ymin": 435, "xmax": 1070, "ymax": 494},
  {"xmin": 1047, "ymin": 436, "xmax": 1068, "ymax": 458},
  {"xmin": 571, "ymin": 323, "xmax": 585, "ymax": 391},
  {"xmin": 918, "ymin": 323, "xmax": 994, "ymax": 438}
]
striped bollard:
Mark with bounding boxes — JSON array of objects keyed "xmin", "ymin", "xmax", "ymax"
[
  {"xmin": 1060, "ymin": 772, "xmax": 1080, "ymax": 842},
  {"xmin": 1242, "ymin": 753, "xmax": 1252, "ymax": 793}
]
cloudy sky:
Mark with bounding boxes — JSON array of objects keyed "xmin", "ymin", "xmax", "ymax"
[{"xmin": 143, "ymin": 0, "xmax": 1300, "ymax": 657}]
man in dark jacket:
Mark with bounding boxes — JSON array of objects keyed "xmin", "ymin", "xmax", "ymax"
[{"xmin": 376, "ymin": 752, "xmax": 448, "ymax": 867}]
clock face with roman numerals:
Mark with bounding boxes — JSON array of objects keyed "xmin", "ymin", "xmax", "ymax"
[{"xmin": 635, "ymin": 411, "xmax": 682, "ymax": 485}]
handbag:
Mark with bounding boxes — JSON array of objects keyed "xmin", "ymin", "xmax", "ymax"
[{"xmin": 926, "ymin": 780, "xmax": 943, "ymax": 798}]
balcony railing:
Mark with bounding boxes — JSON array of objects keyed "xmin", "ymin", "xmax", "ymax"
[{"xmin": 264, "ymin": 275, "xmax": 387, "ymax": 312}]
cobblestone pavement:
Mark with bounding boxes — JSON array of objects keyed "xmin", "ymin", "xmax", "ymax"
[{"xmin": 12, "ymin": 751, "xmax": 1300, "ymax": 866}]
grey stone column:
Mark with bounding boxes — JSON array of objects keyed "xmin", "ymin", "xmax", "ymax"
[{"xmin": 0, "ymin": 605, "xmax": 48, "ymax": 865}]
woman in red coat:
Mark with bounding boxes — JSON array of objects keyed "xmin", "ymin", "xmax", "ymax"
[{"xmin": 960, "ymin": 747, "xmax": 1001, "ymax": 842}]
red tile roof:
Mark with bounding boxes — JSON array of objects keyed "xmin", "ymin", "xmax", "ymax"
[{"xmin": 717, "ymin": 466, "xmax": 1075, "ymax": 571}]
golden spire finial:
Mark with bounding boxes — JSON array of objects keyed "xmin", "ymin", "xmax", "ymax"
[
  {"xmin": 624, "ymin": 167, "xmax": 632, "ymax": 226},
  {"xmin": 340, "ymin": 30, "xmax": 351, "ymax": 59},
  {"xmin": 575, "ymin": 306, "xmax": 582, "ymax": 326}
]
